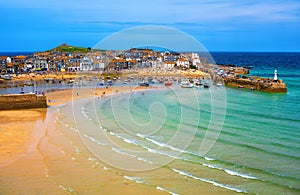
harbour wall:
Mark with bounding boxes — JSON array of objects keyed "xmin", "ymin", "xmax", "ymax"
[
  {"xmin": 224, "ymin": 78, "xmax": 287, "ymax": 92},
  {"xmin": 0, "ymin": 94, "xmax": 47, "ymax": 110}
]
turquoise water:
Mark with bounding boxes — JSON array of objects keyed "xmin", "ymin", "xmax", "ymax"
[
  {"xmin": 89, "ymin": 83, "xmax": 299, "ymax": 194},
  {"xmin": 75, "ymin": 53, "xmax": 299, "ymax": 194}
]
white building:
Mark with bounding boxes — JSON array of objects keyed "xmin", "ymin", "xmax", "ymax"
[
  {"xmin": 6, "ymin": 57, "xmax": 12, "ymax": 63},
  {"xmin": 192, "ymin": 53, "xmax": 201, "ymax": 67},
  {"xmin": 176, "ymin": 58, "xmax": 190, "ymax": 68},
  {"xmin": 25, "ymin": 59, "xmax": 33, "ymax": 69},
  {"xmin": 80, "ymin": 56, "xmax": 94, "ymax": 71},
  {"xmin": 164, "ymin": 61, "xmax": 175, "ymax": 70}
]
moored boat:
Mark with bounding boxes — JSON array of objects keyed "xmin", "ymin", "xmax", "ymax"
[
  {"xmin": 180, "ymin": 80, "xmax": 193, "ymax": 88},
  {"xmin": 204, "ymin": 83, "xmax": 210, "ymax": 88},
  {"xmin": 164, "ymin": 81, "xmax": 173, "ymax": 86},
  {"xmin": 2, "ymin": 74, "xmax": 12, "ymax": 80},
  {"xmin": 195, "ymin": 79, "xmax": 202, "ymax": 86}
]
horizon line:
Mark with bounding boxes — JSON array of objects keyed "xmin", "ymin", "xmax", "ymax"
[{"xmin": 0, "ymin": 50, "xmax": 300, "ymax": 53}]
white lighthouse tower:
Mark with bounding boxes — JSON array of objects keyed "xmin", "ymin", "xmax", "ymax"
[{"xmin": 274, "ymin": 69, "xmax": 278, "ymax": 81}]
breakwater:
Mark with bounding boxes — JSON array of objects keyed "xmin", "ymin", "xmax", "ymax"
[
  {"xmin": 224, "ymin": 77, "xmax": 287, "ymax": 92},
  {"xmin": 0, "ymin": 94, "xmax": 47, "ymax": 110}
]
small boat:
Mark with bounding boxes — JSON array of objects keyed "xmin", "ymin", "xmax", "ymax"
[
  {"xmin": 140, "ymin": 81, "xmax": 149, "ymax": 87},
  {"xmin": 195, "ymin": 79, "xmax": 202, "ymax": 86},
  {"xmin": 250, "ymin": 87, "xmax": 255, "ymax": 90},
  {"xmin": 68, "ymin": 79, "xmax": 75, "ymax": 84},
  {"xmin": 107, "ymin": 80, "xmax": 112, "ymax": 85},
  {"xmin": 238, "ymin": 85, "xmax": 244, "ymax": 88},
  {"xmin": 164, "ymin": 81, "xmax": 173, "ymax": 86},
  {"xmin": 216, "ymin": 83, "xmax": 223, "ymax": 87},
  {"xmin": 204, "ymin": 83, "xmax": 210, "ymax": 88},
  {"xmin": 180, "ymin": 80, "xmax": 193, "ymax": 88},
  {"xmin": 2, "ymin": 74, "xmax": 12, "ymax": 80}
]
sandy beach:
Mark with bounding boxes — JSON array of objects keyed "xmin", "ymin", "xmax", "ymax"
[
  {"xmin": 0, "ymin": 86, "xmax": 169, "ymax": 194},
  {"xmin": 0, "ymin": 83, "xmax": 239, "ymax": 194}
]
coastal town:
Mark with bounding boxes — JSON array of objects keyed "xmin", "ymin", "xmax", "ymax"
[
  {"xmin": 0, "ymin": 43, "xmax": 205, "ymax": 73},
  {"xmin": 0, "ymin": 43, "xmax": 287, "ymax": 97}
]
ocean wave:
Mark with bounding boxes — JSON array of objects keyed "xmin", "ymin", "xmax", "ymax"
[
  {"xmin": 112, "ymin": 147, "xmax": 154, "ymax": 164},
  {"xmin": 156, "ymin": 186, "xmax": 180, "ymax": 195},
  {"xmin": 82, "ymin": 133, "xmax": 106, "ymax": 145},
  {"xmin": 204, "ymin": 156, "xmax": 215, "ymax": 161},
  {"xmin": 105, "ymin": 130, "xmax": 298, "ymax": 187},
  {"xmin": 60, "ymin": 119, "xmax": 297, "ymax": 189},
  {"xmin": 113, "ymin": 133, "xmax": 182, "ymax": 160},
  {"xmin": 137, "ymin": 133, "xmax": 201, "ymax": 157},
  {"xmin": 144, "ymin": 137, "xmax": 186, "ymax": 154},
  {"xmin": 202, "ymin": 163, "xmax": 257, "ymax": 180},
  {"xmin": 143, "ymin": 146, "xmax": 178, "ymax": 159},
  {"xmin": 109, "ymin": 132, "xmax": 140, "ymax": 146},
  {"xmin": 136, "ymin": 134, "xmax": 222, "ymax": 165},
  {"xmin": 171, "ymin": 168, "xmax": 246, "ymax": 193},
  {"xmin": 124, "ymin": 176, "xmax": 144, "ymax": 184}
]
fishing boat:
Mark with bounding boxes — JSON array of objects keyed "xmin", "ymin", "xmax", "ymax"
[{"xmin": 180, "ymin": 80, "xmax": 193, "ymax": 88}]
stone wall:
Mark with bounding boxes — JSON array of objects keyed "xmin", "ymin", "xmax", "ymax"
[
  {"xmin": 0, "ymin": 94, "xmax": 47, "ymax": 110},
  {"xmin": 224, "ymin": 78, "xmax": 287, "ymax": 93}
]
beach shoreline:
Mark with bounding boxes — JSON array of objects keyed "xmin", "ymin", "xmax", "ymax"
[
  {"xmin": 0, "ymin": 85, "xmax": 172, "ymax": 194},
  {"xmin": 0, "ymin": 85, "xmax": 240, "ymax": 195}
]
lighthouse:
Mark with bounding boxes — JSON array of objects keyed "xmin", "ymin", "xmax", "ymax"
[{"xmin": 274, "ymin": 69, "xmax": 278, "ymax": 81}]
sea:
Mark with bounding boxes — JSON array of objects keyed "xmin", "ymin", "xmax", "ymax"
[{"xmin": 2, "ymin": 52, "xmax": 300, "ymax": 194}]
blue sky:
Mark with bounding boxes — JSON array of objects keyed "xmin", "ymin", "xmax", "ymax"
[{"xmin": 1, "ymin": 0, "xmax": 299, "ymax": 52}]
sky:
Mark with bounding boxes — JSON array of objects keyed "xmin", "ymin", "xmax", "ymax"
[{"xmin": 1, "ymin": 0, "xmax": 300, "ymax": 52}]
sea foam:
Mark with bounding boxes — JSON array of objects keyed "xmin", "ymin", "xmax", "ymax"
[
  {"xmin": 172, "ymin": 168, "xmax": 246, "ymax": 193},
  {"xmin": 202, "ymin": 163, "xmax": 257, "ymax": 180}
]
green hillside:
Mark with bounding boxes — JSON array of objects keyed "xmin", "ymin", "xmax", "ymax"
[{"xmin": 47, "ymin": 43, "xmax": 91, "ymax": 52}]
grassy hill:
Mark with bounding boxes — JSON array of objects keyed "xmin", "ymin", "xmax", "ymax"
[{"xmin": 47, "ymin": 43, "xmax": 91, "ymax": 53}]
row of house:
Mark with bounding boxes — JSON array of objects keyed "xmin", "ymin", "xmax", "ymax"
[{"xmin": 0, "ymin": 48, "xmax": 203, "ymax": 73}]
